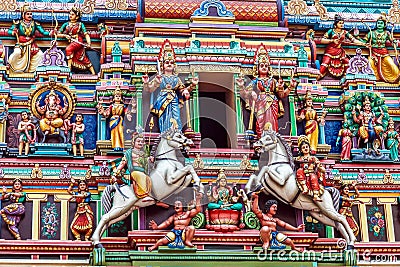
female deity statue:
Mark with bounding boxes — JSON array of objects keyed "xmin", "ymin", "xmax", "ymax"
[
  {"xmin": 97, "ymin": 88, "xmax": 132, "ymax": 151},
  {"xmin": 142, "ymin": 39, "xmax": 198, "ymax": 133},
  {"xmin": 319, "ymin": 14, "xmax": 366, "ymax": 79},
  {"xmin": 339, "ymin": 181, "xmax": 362, "ymax": 237},
  {"xmin": 383, "ymin": 118, "xmax": 400, "ymax": 161},
  {"xmin": 57, "ymin": 7, "xmax": 95, "ymax": 74},
  {"xmin": 236, "ymin": 44, "xmax": 296, "ymax": 137},
  {"xmin": 336, "ymin": 122, "xmax": 353, "ymax": 161},
  {"xmin": 68, "ymin": 178, "xmax": 94, "ymax": 241},
  {"xmin": 296, "ymin": 91, "xmax": 327, "ymax": 155},
  {"xmin": 207, "ymin": 169, "xmax": 243, "ymax": 211},
  {"xmin": 295, "ymin": 135, "xmax": 325, "ymax": 202},
  {"xmin": 8, "ymin": 3, "xmax": 52, "ymax": 73},
  {"xmin": 111, "ymin": 129, "xmax": 154, "ymax": 202},
  {"xmin": 0, "ymin": 178, "xmax": 26, "ymax": 240},
  {"xmin": 360, "ymin": 14, "xmax": 400, "ymax": 83},
  {"xmin": 36, "ymin": 90, "xmax": 69, "ymax": 136}
]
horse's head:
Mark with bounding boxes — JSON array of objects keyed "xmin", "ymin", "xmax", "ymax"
[
  {"xmin": 163, "ymin": 128, "xmax": 193, "ymax": 153},
  {"xmin": 254, "ymin": 130, "xmax": 278, "ymax": 153}
]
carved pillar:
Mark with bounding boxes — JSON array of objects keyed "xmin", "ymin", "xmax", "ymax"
[
  {"xmin": 28, "ymin": 194, "xmax": 47, "ymax": 240},
  {"xmin": 192, "ymin": 85, "xmax": 200, "ymax": 133},
  {"xmin": 234, "ymin": 73, "xmax": 244, "ymax": 134},
  {"xmin": 289, "ymin": 96, "xmax": 297, "ymax": 136},
  {"xmin": 55, "ymin": 194, "xmax": 71, "ymax": 240}
]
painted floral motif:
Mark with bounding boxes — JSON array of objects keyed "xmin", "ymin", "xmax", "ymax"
[
  {"xmin": 41, "ymin": 202, "xmax": 59, "ymax": 239},
  {"xmin": 367, "ymin": 206, "xmax": 385, "ymax": 240},
  {"xmin": 304, "ymin": 210, "xmax": 324, "ymax": 233}
]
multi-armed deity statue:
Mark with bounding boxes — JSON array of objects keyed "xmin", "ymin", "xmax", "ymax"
[
  {"xmin": 237, "ymin": 44, "xmax": 296, "ymax": 138},
  {"xmin": 142, "ymin": 39, "xmax": 198, "ymax": 133}
]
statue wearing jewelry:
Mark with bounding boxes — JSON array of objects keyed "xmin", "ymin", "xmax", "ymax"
[
  {"xmin": 142, "ymin": 39, "xmax": 198, "ymax": 133},
  {"xmin": 8, "ymin": 3, "xmax": 52, "ymax": 73},
  {"xmin": 236, "ymin": 44, "xmax": 296, "ymax": 138}
]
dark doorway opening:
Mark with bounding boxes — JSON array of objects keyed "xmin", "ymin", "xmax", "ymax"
[{"xmin": 199, "ymin": 91, "xmax": 230, "ymax": 148}]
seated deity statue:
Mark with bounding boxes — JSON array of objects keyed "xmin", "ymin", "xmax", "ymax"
[{"xmin": 207, "ymin": 169, "xmax": 243, "ymax": 211}]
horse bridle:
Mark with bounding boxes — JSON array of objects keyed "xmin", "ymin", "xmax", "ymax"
[{"xmin": 154, "ymin": 137, "xmax": 189, "ymax": 163}]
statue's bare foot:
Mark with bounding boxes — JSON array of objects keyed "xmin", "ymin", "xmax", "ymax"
[
  {"xmin": 148, "ymin": 245, "xmax": 157, "ymax": 252},
  {"xmin": 184, "ymin": 241, "xmax": 195, "ymax": 248}
]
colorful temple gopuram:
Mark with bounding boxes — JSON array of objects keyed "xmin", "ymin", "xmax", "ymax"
[{"xmin": 0, "ymin": 0, "xmax": 400, "ymax": 266}]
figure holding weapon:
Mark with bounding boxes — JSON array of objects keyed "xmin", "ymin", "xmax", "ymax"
[
  {"xmin": 236, "ymin": 44, "xmax": 296, "ymax": 138},
  {"xmin": 57, "ymin": 7, "xmax": 96, "ymax": 74}
]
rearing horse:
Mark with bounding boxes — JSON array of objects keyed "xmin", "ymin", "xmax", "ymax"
[
  {"xmin": 92, "ymin": 127, "xmax": 204, "ymax": 247},
  {"xmin": 245, "ymin": 130, "xmax": 356, "ymax": 249}
]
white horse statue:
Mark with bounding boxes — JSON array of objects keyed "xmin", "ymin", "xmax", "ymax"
[
  {"xmin": 92, "ymin": 127, "xmax": 204, "ymax": 248},
  {"xmin": 245, "ymin": 130, "xmax": 356, "ymax": 249}
]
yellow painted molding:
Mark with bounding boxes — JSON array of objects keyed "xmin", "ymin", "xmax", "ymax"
[
  {"xmin": 26, "ymin": 193, "xmax": 47, "ymax": 201},
  {"xmin": 384, "ymin": 203, "xmax": 395, "ymax": 242},
  {"xmin": 31, "ymin": 199, "xmax": 41, "ymax": 240},
  {"xmin": 377, "ymin": 198, "xmax": 398, "ymax": 204},
  {"xmin": 54, "ymin": 194, "xmax": 72, "ymax": 201},
  {"xmin": 358, "ymin": 198, "xmax": 372, "ymax": 204},
  {"xmin": 60, "ymin": 200, "xmax": 69, "ymax": 241},
  {"xmin": 359, "ymin": 203, "xmax": 369, "ymax": 242}
]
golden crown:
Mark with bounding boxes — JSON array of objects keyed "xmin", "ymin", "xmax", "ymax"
[
  {"xmin": 216, "ymin": 169, "xmax": 227, "ymax": 182},
  {"xmin": 254, "ymin": 44, "xmax": 271, "ymax": 66},
  {"xmin": 113, "ymin": 87, "xmax": 122, "ymax": 96},
  {"xmin": 363, "ymin": 96, "xmax": 371, "ymax": 105},
  {"xmin": 20, "ymin": 2, "xmax": 30, "ymax": 15},
  {"xmin": 298, "ymin": 135, "xmax": 310, "ymax": 145},
  {"xmin": 159, "ymin": 39, "xmax": 176, "ymax": 62}
]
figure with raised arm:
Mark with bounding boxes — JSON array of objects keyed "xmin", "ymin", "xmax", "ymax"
[
  {"xmin": 339, "ymin": 181, "xmax": 363, "ymax": 237},
  {"xmin": 68, "ymin": 177, "xmax": 93, "ymax": 241},
  {"xmin": 319, "ymin": 14, "xmax": 366, "ymax": 79},
  {"xmin": 148, "ymin": 192, "xmax": 203, "ymax": 251},
  {"xmin": 8, "ymin": 3, "xmax": 52, "ymax": 73},
  {"xmin": 236, "ymin": 44, "xmax": 296, "ymax": 137},
  {"xmin": 251, "ymin": 194, "xmax": 304, "ymax": 251},
  {"xmin": 57, "ymin": 7, "xmax": 95, "ymax": 74},
  {"xmin": 352, "ymin": 96, "xmax": 384, "ymax": 149},
  {"xmin": 360, "ymin": 13, "xmax": 400, "ymax": 83},
  {"xmin": 142, "ymin": 39, "xmax": 198, "ymax": 133},
  {"xmin": 0, "ymin": 178, "xmax": 26, "ymax": 240}
]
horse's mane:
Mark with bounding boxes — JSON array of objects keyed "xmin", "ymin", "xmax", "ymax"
[
  {"xmin": 265, "ymin": 130, "xmax": 295, "ymax": 170},
  {"xmin": 150, "ymin": 127, "xmax": 179, "ymax": 156}
]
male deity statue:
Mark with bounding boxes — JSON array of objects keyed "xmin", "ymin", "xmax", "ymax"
[
  {"xmin": 8, "ymin": 3, "xmax": 52, "ymax": 73},
  {"xmin": 236, "ymin": 44, "xmax": 296, "ymax": 138}
]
